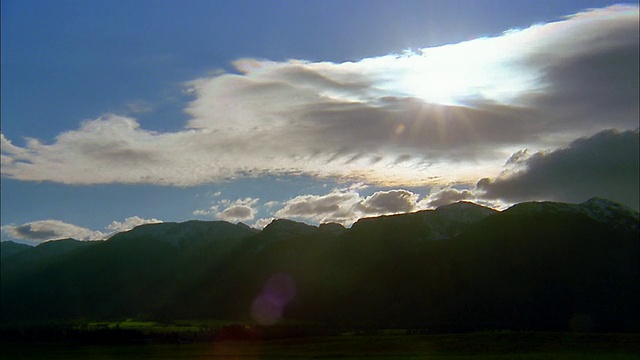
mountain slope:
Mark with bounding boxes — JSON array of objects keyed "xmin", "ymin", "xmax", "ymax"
[
  {"xmin": 442, "ymin": 199, "xmax": 639, "ymax": 332},
  {"xmin": 350, "ymin": 201, "xmax": 498, "ymax": 241},
  {"xmin": 0, "ymin": 241, "xmax": 32, "ymax": 260},
  {"xmin": 1, "ymin": 199, "xmax": 637, "ymax": 332},
  {"xmin": 0, "ymin": 221, "xmax": 258, "ymax": 323},
  {"xmin": 1, "ymin": 239, "xmax": 98, "ymax": 285},
  {"xmin": 108, "ymin": 220, "xmax": 258, "ymax": 248}
]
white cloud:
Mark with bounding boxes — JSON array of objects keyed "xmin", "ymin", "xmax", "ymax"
[
  {"xmin": 213, "ymin": 197, "xmax": 259, "ymax": 223},
  {"xmin": 274, "ymin": 188, "xmax": 432, "ymax": 226},
  {"xmin": 253, "ymin": 217, "xmax": 276, "ymax": 229},
  {"xmin": 2, "ymin": 216, "xmax": 163, "ymax": 244},
  {"xmin": 105, "ymin": 216, "xmax": 163, "ymax": 234},
  {"xmin": 270, "ymin": 185, "xmax": 520, "ymax": 226},
  {"xmin": 2, "ymin": 220, "xmax": 104, "ymax": 244},
  {"xmin": 1, "ymin": 5, "xmax": 637, "ymax": 192},
  {"xmin": 217, "ymin": 205, "xmax": 255, "ymax": 223},
  {"xmin": 193, "ymin": 197, "xmax": 260, "ymax": 222}
]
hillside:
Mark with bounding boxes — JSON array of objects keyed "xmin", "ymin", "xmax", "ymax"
[
  {"xmin": 1, "ymin": 199, "xmax": 638, "ymax": 333},
  {"xmin": 0, "ymin": 241, "xmax": 32, "ymax": 260}
]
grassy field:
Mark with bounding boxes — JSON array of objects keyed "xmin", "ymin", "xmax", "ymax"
[
  {"xmin": 86, "ymin": 319, "xmax": 207, "ymax": 333},
  {"xmin": 2, "ymin": 332, "xmax": 638, "ymax": 359}
]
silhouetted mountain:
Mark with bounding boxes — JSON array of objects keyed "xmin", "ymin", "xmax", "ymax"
[
  {"xmin": 1, "ymin": 199, "xmax": 638, "ymax": 333},
  {"xmin": 318, "ymin": 222, "xmax": 347, "ymax": 235},
  {"xmin": 108, "ymin": 220, "xmax": 258, "ymax": 248},
  {"xmin": 0, "ymin": 241, "xmax": 32, "ymax": 260},
  {"xmin": 1, "ymin": 239, "xmax": 97, "ymax": 284},
  {"xmin": 1, "ymin": 221, "xmax": 258, "ymax": 323},
  {"xmin": 435, "ymin": 199, "xmax": 639, "ymax": 332},
  {"xmin": 350, "ymin": 201, "xmax": 497, "ymax": 241},
  {"xmin": 259, "ymin": 219, "xmax": 320, "ymax": 241},
  {"xmin": 579, "ymin": 197, "xmax": 639, "ymax": 231}
]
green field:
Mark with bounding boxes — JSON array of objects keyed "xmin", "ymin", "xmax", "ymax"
[
  {"xmin": 85, "ymin": 319, "xmax": 207, "ymax": 333},
  {"xmin": 2, "ymin": 332, "xmax": 638, "ymax": 359}
]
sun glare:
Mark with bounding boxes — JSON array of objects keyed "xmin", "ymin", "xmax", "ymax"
[
  {"xmin": 380, "ymin": 36, "xmax": 542, "ymax": 106},
  {"xmin": 403, "ymin": 51, "xmax": 472, "ymax": 105}
]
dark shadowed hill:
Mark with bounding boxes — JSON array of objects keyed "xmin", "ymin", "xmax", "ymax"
[
  {"xmin": 1, "ymin": 199, "xmax": 638, "ymax": 333},
  {"xmin": 1, "ymin": 239, "xmax": 97, "ymax": 284},
  {"xmin": 350, "ymin": 201, "xmax": 498, "ymax": 240},
  {"xmin": 1, "ymin": 221, "xmax": 258, "ymax": 322},
  {"xmin": 0, "ymin": 241, "xmax": 32, "ymax": 260}
]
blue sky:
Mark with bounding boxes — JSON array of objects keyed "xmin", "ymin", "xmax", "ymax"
[{"xmin": 2, "ymin": 0, "xmax": 639, "ymax": 244}]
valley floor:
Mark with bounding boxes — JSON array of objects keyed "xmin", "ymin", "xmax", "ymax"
[{"xmin": 1, "ymin": 332, "xmax": 638, "ymax": 359}]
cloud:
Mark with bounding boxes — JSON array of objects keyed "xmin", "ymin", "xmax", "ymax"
[
  {"xmin": 477, "ymin": 129, "xmax": 640, "ymax": 210},
  {"xmin": 263, "ymin": 201, "xmax": 280, "ymax": 209},
  {"xmin": 217, "ymin": 205, "xmax": 255, "ymax": 223},
  {"xmin": 274, "ymin": 190, "xmax": 362, "ymax": 225},
  {"xmin": 274, "ymin": 188, "xmax": 431, "ymax": 226},
  {"xmin": 2, "ymin": 220, "xmax": 104, "ymax": 243},
  {"xmin": 193, "ymin": 197, "xmax": 260, "ymax": 222},
  {"xmin": 253, "ymin": 217, "xmax": 276, "ymax": 229},
  {"xmin": 425, "ymin": 188, "xmax": 476, "ymax": 208},
  {"xmin": 358, "ymin": 189, "xmax": 420, "ymax": 215},
  {"xmin": 2, "ymin": 216, "xmax": 164, "ymax": 244},
  {"xmin": 106, "ymin": 216, "xmax": 163, "ymax": 234},
  {"xmin": 212, "ymin": 198, "xmax": 259, "ymax": 223},
  {"xmin": 1, "ymin": 5, "xmax": 637, "ymax": 189}
]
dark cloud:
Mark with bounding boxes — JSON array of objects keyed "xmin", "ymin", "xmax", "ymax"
[
  {"xmin": 359, "ymin": 190, "xmax": 418, "ymax": 214},
  {"xmin": 427, "ymin": 188, "xmax": 475, "ymax": 208},
  {"xmin": 262, "ymin": 61, "xmax": 374, "ymax": 93},
  {"xmin": 478, "ymin": 129, "xmax": 640, "ymax": 210},
  {"xmin": 12, "ymin": 224, "xmax": 58, "ymax": 240},
  {"xmin": 83, "ymin": 144, "xmax": 160, "ymax": 165},
  {"xmin": 523, "ymin": 41, "xmax": 639, "ymax": 134},
  {"xmin": 301, "ymin": 99, "xmax": 540, "ymax": 160}
]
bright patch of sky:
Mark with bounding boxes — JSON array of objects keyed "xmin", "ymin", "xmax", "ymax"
[{"xmin": 2, "ymin": 0, "xmax": 638, "ymax": 244}]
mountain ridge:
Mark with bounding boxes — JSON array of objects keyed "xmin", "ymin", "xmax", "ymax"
[{"xmin": 2, "ymin": 198, "xmax": 638, "ymax": 332}]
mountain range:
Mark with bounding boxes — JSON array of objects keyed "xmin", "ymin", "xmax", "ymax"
[{"xmin": 1, "ymin": 198, "xmax": 638, "ymax": 333}]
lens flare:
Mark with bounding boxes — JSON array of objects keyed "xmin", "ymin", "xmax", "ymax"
[{"xmin": 250, "ymin": 273, "xmax": 297, "ymax": 325}]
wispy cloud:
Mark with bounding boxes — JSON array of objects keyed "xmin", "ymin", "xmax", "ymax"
[
  {"xmin": 1, "ymin": 5, "xmax": 637, "ymax": 205},
  {"xmin": 125, "ymin": 100, "xmax": 154, "ymax": 114}
]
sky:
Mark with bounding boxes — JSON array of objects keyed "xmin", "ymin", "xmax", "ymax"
[{"xmin": 1, "ymin": 0, "xmax": 639, "ymax": 244}]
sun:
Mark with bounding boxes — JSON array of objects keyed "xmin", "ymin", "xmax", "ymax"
[
  {"xmin": 382, "ymin": 37, "xmax": 541, "ymax": 107},
  {"xmin": 401, "ymin": 49, "xmax": 473, "ymax": 105}
]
